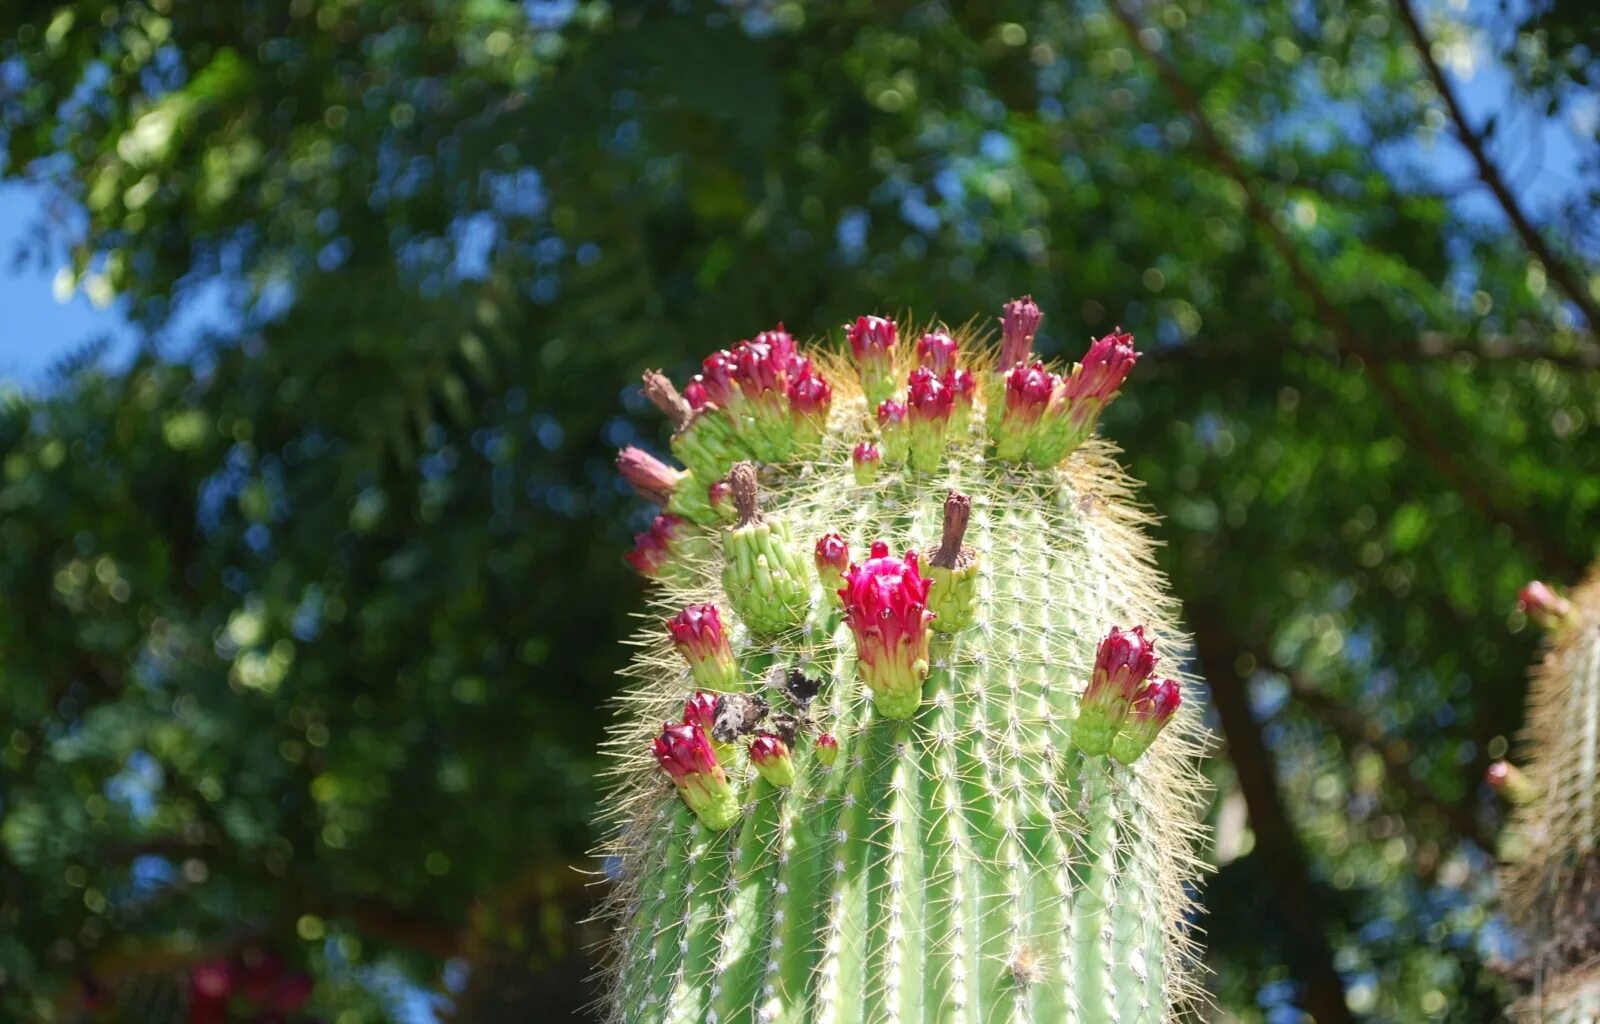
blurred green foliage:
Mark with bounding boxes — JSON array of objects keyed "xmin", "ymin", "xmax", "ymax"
[{"xmin": 2, "ymin": 0, "xmax": 1598, "ymax": 1020}]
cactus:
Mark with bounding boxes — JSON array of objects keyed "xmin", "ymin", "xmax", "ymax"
[
  {"xmin": 1500, "ymin": 570, "xmax": 1600, "ymax": 1022},
  {"xmin": 602, "ymin": 303, "xmax": 1208, "ymax": 1024}
]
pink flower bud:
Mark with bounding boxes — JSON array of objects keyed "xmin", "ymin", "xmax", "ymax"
[
  {"xmin": 847, "ymin": 315, "xmax": 898, "ymax": 363},
  {"xmin": 877, "ymin": 399, "xmax": 906, "ymax": 428},
  {"xmin": 1063, "ymin": 330, "xmax": 1138, "ymax": 404},
  {"xmin": 1000, "ymin": 295, "xmax": 1042, "ymax": 367},
  {"xmin": 853, "ymin": 441, "xmax": 881, "ymax": 484},
  {"xmin": 667, "ymin": 605, "xmax": 735, "ymax": 689},
  {"xmin": 698, "ymin": 350, "xmax": 741, "ymax": 408},
  {"xmin": 916, "ymin": 331, "xmax": 959, "ymax": 372},
  {"xmin": 1518, "ymin": 580, "xmax": 1574, "ymax": 630},
  {"xmin": 1109, "ymin": 678, "xmax": 1181, "ymax": 764},
  {"xmin": 815, "ymin": 532, "xmax": 850, "ymax": 596},
  {"xmin": 815, "ymin": 732, "xmax": 840, "ymax": 766},
  {"xmin": 787, "ymin": 370, "xmax": 833, "ymax": 421},
  {"xmin": 684, "ymin": 379, "xmax": 711, "ymax": 411},
  {"xmin": 624, "ymin": 514, "xmax": 684, "ymax": 578},
  {"xmin": 1005, "ymin": 362, "xmax": 1057, "ymax": 420},
  {"xmin": 616, "ymin": 446, "xmax": 683, "ymax": 505},
  {"xmin": 708, "ymin": 478, "xmax": 734, "ymax": 520},
  {"xmin": 1075, "ymin": 625, "xmax": 1159, "ymax": 755},
  {"xmin": 683, "ymin": 690, "xmax": 720, "ymax": 733},
  {"xmin": 841, "ymin": 541, "xmax": 934, "ymax": 719},
  {"xmin": 749, "ymin": 732, "xmax": 796, "ymax": 787},
  {"xmin": 907, "ymin": 367, "xmax": 954, "ymax": 424},
  {"xmin": 652, "ymin": 723, "xmax": 740, "ymax": 832},
  {"xmin": 752, "ymin": 325, "xmax": 799, "ymax": 376},
  {"xmin": 947, "ymin": 368, "xmax": 975, "ymax": 403}
]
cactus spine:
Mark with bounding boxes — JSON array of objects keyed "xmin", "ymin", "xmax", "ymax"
[
  {"xmin": 605, "ymin": 304, "xmax": 1208, "ymax": 1023},
  {"xmin": 1502, "ymin": 571, "xmax": 1600, "ymax": 1022}
]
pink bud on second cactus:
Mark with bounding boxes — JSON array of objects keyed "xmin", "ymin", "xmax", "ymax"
[
  {"xmin": 848, "ymin": 315, "xmax": 898, "ymax": 407},
  {"xmin": 617, "ymin": 447, "xmax": 684, "ymax": 506},
  {"xmin": 667, "ymin": 605, "xmax": 738, "ymax": 690},
  {"xmin": 749, "ymin": 732, "xmax": 796, "ymax": 787},
  {"xmin": 653, "ymin": 722, "xmax": 740, "ymax": 830},
  {"xmin": 1519, "ymin": 580, "xmax": 1574, "ymax": 631},
  {"xmin": 916, "ymin": 330, "xmax": 959, "ymax": 373},
  {"xmin": 815, "ymin": 532, "xmax": 850, "ymax": 601},
  {"xmin": 625, "ymin": 514, "xmax": 685, "ymax": 578},
  {"xmin": 1109, "ymin": 678, "xmax": 1182, "ymax": 764},
  {"xmin": 1074, "ymin": 625, "xmax": 1159, "ymax": 755},
  {"xmin": 1064, "ymin": 330, "xmax": 1139, "ymax": 405},
  {"xmin": 683, "ymin": 690, "xmax": 735, "ymax": 763},
  {"xmin": 841, "ymin": 541, "xmax": 934, "ymax": 719},
  {"xmin": 1000, "ymin": 295, "xmax": 1042, "ymax": 368},
  {"xmin": 853, "ymin": 441, "xmax": 882, "ymax": 485}
]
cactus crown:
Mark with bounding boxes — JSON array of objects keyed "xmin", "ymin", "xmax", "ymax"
[
  {"xmin": 1504, "ymin": 565, "xmax": 1600, "ymax": 1019},
  {"xmin": 601, "ymin": 307, "xmax": 1209, "ymax": 1023}
]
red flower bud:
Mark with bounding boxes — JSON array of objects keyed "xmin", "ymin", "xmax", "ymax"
[
  {"xmin": 616, "ymin": 446, "xmax": 683, "ymax": 505},
  {"xmin": 847, "ymin": 315, "xmax": 898, "ymax": 362},
  {"xmin": 683, "ymin": 690, "xmax": 720, "ymax": 733},
  {"xmin": 624, "ymin": 514, "xmax": 684, "ymax": 578},
  {"xmin": 1109, "ymin": 678, "xmax": 1181, "ymax": 764},
  {"xmin": 853, "ymin": 441, "xmax": 881, "ymax": 484},
  {"xmin": 708, "ymin": 477, "xmax": 734, "ymax": 519},
  {"xmin": 877, "ymin": 399, "xmax": 907, "ymax": 428},
  {"xmin": 907, "ymin": 367, "xmax": 954, "ymax": 423},
  {"xmin": 698, "ymin": 350, "xmax": 741, "ymax": 408},
  {"xmin": 787, "ymin": 369, "xmax": 833, "ymax": 420},
  {"xmin": 1000, "ymin": 295, "xmax": 1042, "ymax": 367},
  {"xmin": 815, "ymin": 732, "xmax": 840, "ymax": 766},
  {"xmin": 841, "ymin": 541, "xmax": 934, "ymax": 719},
  {"xmin": 749, "ymin": 732, "xmax": 796, "ymax": 787},
  {"xmin": 653, "ymin": 722, "xmax": 739, "ymax": 829},
  {"xmin": 947, "ymin": 368, "xmax": 975, "ymax": 402},
  {"xmin": 815, "ymin": 532, "xmax": 850, "ymax": 597},
  {"xmin": 1519, "ymin": 580, "xmax": 1574, "ymax": 630},
  {"xmin": 667, "ymin": 604, "xmax": 733, "ymax": 685},
  {"xmin": 1063, "ymin": 330, "xmax": 1138, "ymax": 404},
  {"xmin": 916, "ymin": 331, "xmax": 959, "ymax": 372},
  {"xmin": 684, "ymin": 378, "xmax": 711, "ymax": 411},
  {"xmin": 753, "ymin": 325, "xmax": 800, "ymax": 376},
  {"xmin": 1075, "ymin": 625, "xmax": 1159, "ymax": 755},
  {"xmin": 1005, "ymin": 362, "xmax": 1057, "ymax": 419}
]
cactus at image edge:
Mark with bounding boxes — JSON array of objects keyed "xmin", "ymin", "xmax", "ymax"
[
  {"xmin": 603, "ymin": 302, "xmax": 1209, "ymax": 1023},
  {"xmin": 1499, "ymin": 570, "xmax": 1600, "ymax": 1022}
]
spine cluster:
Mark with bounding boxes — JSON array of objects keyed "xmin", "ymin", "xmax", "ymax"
[{"xmin": 602, "ymin": 300, "xmax": 1207, "ymax": 1023}]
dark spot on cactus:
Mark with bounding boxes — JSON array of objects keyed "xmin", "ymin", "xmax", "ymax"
[
  {"xmin": 767, "ymin": 712, "xmax": 802, "ymax": 747},
  {"xmin": 712, "ymin": 693, "xmax": 769, "ymax": 743},
  {"xmin": 783, "ymin": 669, "xmax": 822, "ymax": 706}
]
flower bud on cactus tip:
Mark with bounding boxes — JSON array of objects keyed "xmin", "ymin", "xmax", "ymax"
[
  {"xmin": 852, "ymin": 441, "xmax": 881, "ymax": 485},
  {"xmin": 1066, "ymin": 329, "xmax": 1139, "ymax": 404},
  {"xmin": 815, "ymin": 732, "xmax": 840, "ymax": 766},
  {"xmin": 1074, "ymin": 625, "xmax": 1158, "ymax": 755},
  {"xmin": 1000, "ymin": 295, "xmax": 1043, "ymax": 368},
  {"xmin": 1109, "ymin": 678, "xmax": 1182, "ymax": 765},
  {"xmin": 994, "ymin": 362, "xmax": 1058, "ymax": 462},
  {"xmin": 617, "ymin": 446, "xmax": 683, "ymax": 505},
  {"xmin": 841, "ymin": 542, "xmax": 934, "ymax": 719},
  {"xmin": 1519, "ymin": 580, "xmax": 1574, "ymax": 631},
  {"xmin": 749, "ymin": 732, "xmax": 796, "ymax": 788},
  {"xmin": 848, "ymin": 315, "xmax": 898, "ymax": 407},
  {"xmin": 815, "ymin": 533, "xmax": 850, "ymax": 599},
  {"xmin": 652, "ymin": 723, "xmax": 740, "ymax": 830},
  {"xmin": 906, "ymin": 367, "xmax": 955, "ymax": 472},
  {"xmin": 917, "ymin": 330, "xmax": 959, "ymax": 372},
  {"xmin": 624, "ymin": 514, "xmax": 684, "ymax": 578},
  {"xmin": 928, "ymin": 492, "xmax": 980, "ymax": 633},
  {"xmin": 667, "ymin": 606, "xmax": 738, "ymax": 690}
]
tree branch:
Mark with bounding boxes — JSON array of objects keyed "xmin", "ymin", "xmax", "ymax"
[
  {"xmin": 1109, "ymin": 0, "xmax": 1586, "ymax": 580},
  {"xmin": 1392, "ymin": 0, "xmax": 1600, "ymax": 331}
]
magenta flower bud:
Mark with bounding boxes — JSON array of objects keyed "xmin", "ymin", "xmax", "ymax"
[
  {"xmin": 667, "ymin": 605, "xmax": 738, "ymax": 690},
  {"xmin": 1000, "ymin": 295, "xmax": 1042, "ymax": 368},
  {"xmin": 840, "ymin": 541, "xmax": 934, "ymax": 719},
  {"xmin": 1064, "ymin": 330, "xmax": 1138, "ymax": 404},
  {"xmin": 994, "ymin": 362, "xmax": 1059, "ymax": 462},
  {"xmin": 617, "ymin": 446, "xmax": 684, "ymax": 506},
  {"xmin": 916, "ymin": 330, "xmax": 959, "ymax": 373},
  {"xmin": 749, "ymin": 732, "xmax": 796, "ymax": 788},
  {"xmin": 698, "ymin": 350, "xmax": 742, "ymax": 409},
  {"xmin": 852, "ymin": 441, "xmax": 882, "ymax": 485},
  {"xmin": 906, "ymin": 367, "xmax": 954, "ymax": 472},
  {"xmin": 683, "ymin": 690, "xmax": 735, "ymax": 763},
  {"xmin": 684, "ymin": 378, "xmax": 711, "ymax": 411},
  {"xmin": 1519, "ymin": 580, "xmax": 1575, "ymax": 631},
  {"xmin": 848, "ymin": 315, "xmax": 898, "ymax": 407},
  {"xmin": 815, "ymin": 532, "xmax": 850, "ymax": 600},
  {"xmin": 733, "ymin": 337, "xmax": 784, "ymax": 398},
  {"xmin": 1074, "ymin": 625, "xmax": 1159, "ymax": 755},
  {"xmin": 624, "ymin": 514, "xmax": 685, "ymax": 578},
  {"xmin": 815, "ymin": 732, "xmax": 840, "ymax": 766},
  {"xmin": 752, "ymin": 325, "xmax": 800, "ymax": 377},
  {"xmin": 708, "ymin": 477, "xmax": 735, "ymax": 521},
  {"xmin": 787, "ymin": 369, "xmax": 833, "ymax": 453},
  {"xmin": 652, "ymin": 722, "xmax": 739, "ymax": 830},
  {"xmin": 877, "ymin": 398, "xmax": 908, "ymax": 464},
  {"xmin": 1109, "ymin": 678, "xmax": 1182, "ymax": 764}
]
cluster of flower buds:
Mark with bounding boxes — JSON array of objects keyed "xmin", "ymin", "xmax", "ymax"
[
  {"xmin": 814, "ymin": 533, "xmax": 849, "ymax": 605},
  {"xmin": 848, "ymin": 315, "xmax": 899, "ymax": 409},
  {"xmin": 852, "ymin": 441, "xmax": 881, "ymax": 485},
  {"xmin": 644, "ymin": 370, "xmax": 741, "ymax": 483},
  {"xmin": 841, "ymin": 541, "xmax": 934, "ymax": 719},
  {"xmin": 653, "ymin": 721, "xmax": 740, "ymax": 831},
  {"xmin": 625, "ymin": 514, "xmax": 686, "ymax": 579},
  {"xmin": 721, "ymin": 463, "xmax": 811, "ymax": 633},
  {"xmin": 926, "ymin": 493, "xmax": 980, "ymax": 633},
  {"xmin": 990, "ymin": 330, "xmax": 1140, "ymax": 466},
  {"xmin": 667, "ymin": 605, "xmax": 738, "ymax": 691},
  {"xmin": 749, "ymin": 732, "xmax": 796, "ymax": 788},
  {"xmin": 1518, "ymin": 580, "xmax": 1575, "ymax": 632},
  {"xmin": 1073, "ymin": 625, "xmax": 1181, "ymax": 763}
]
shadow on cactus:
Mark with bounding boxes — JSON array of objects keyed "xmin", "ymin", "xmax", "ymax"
[
  {"xmin": 1497, "ymin": 572, "xmax": 1600, "ymax": 1021},
  {"xmin": 602, "ymin": 301, "xmax": 1211, "ymax": 1023}
]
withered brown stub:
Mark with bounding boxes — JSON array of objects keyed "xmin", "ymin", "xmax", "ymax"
[
  {"xmin": 728, "ymin": 462, "xmax": 764, "ymax": 527},
  {"xmin": 712, "ymin": 692, "xmax": 769, "ymax": 744},
  {"xmin": 767, "ymin": 712, "xmax": 801, "ymax": 748},
  {"xmin": 930, "ymin": 491, "xmax": 975, "ymax": 570},
  {"xmin": 641, "ymin": 370, "xmax": 692, "ymax": 431}
]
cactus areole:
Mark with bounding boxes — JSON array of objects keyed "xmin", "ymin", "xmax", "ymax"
[{"xmin": 605, "ymin": 304, "xmax": 1207, "ymax": 1023}]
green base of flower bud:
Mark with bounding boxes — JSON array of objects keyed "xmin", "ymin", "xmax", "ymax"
[
  {"xmin": 927, "ymin": 560, "xmax": 979, "ymax": 633},
  {"xmin": 673, "ymin": 417, "xmax": 744, "ymax": 481},
  {"xmin": 1026, "ymin": 420, "xmax": 1091, "ymax": 467},
  {"xmin": 861, "ymin": 658, "xmax": 929, "ymax": 720},
  {"xmin": 686, "ymin": 656, "xmax": 739, "ymax": 693},
  {"xmin": 907, "ymin": 427, "xmax": 948, "ymax": 473},
  {"xmin": 1072, "ymin": 703, "xmax": 1128, "ymax": 756},
  {"xmin": 853, "ymin": 462, "xmax": 880, "ymax": 486},
  {"xmin": 861, "ymin": 370, "xmax": 895, "ymax": 411},
  {"xmin": 1109, "ymin": 732, "xmax": 1155, "ymax": 765},
  {"xmin": 683, "ymin": 783, "xmax": 741, "ymax": 831},
  {"xmin": 993, "ymin": 426, "xmax": 1033, "ymax": 464},
  {"xmin": 737, "ymin": 405, "xmax": 796, "ymax": 464},
  {"xmin": 754, "ymin": 756, "xmax": 795, "ymax": 788},
  {"xmin": 880, "ymin": 430, "xmax": 908, "ymax": 465},
  {"xmin": 666, "ymin": 470, "xmax": 718, "ymax": 526},
  {"xmin": 724, "ymin": 520, "xmax": 811, "ymax": 633}
]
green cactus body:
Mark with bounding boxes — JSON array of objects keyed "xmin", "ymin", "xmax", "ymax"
[
  {"xmin": 607, "ymin": 316, "xmax": 1206, "ymax": 1023},
  {"xmin": 1504, "ymin": 568, "xmax": 1600, "ymax": 1022}
]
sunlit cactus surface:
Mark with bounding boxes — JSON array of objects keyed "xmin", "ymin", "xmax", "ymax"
[
  {"xmin": 602, "ymin": 302, "xmax": 1209, "ymax": 1024},
  {"xmin": 1501, "ymin": 572, "xmax": 1600, "ymax": 1022}
]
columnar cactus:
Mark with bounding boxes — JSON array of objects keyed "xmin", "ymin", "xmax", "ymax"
[
  {"xmin": 1500, "ymin": 569, "xmax": 1600, "ymax": 1022},
  {"xmin": 602, "ymin": 304, "xmax": 1208, "ymax": 1023}
]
